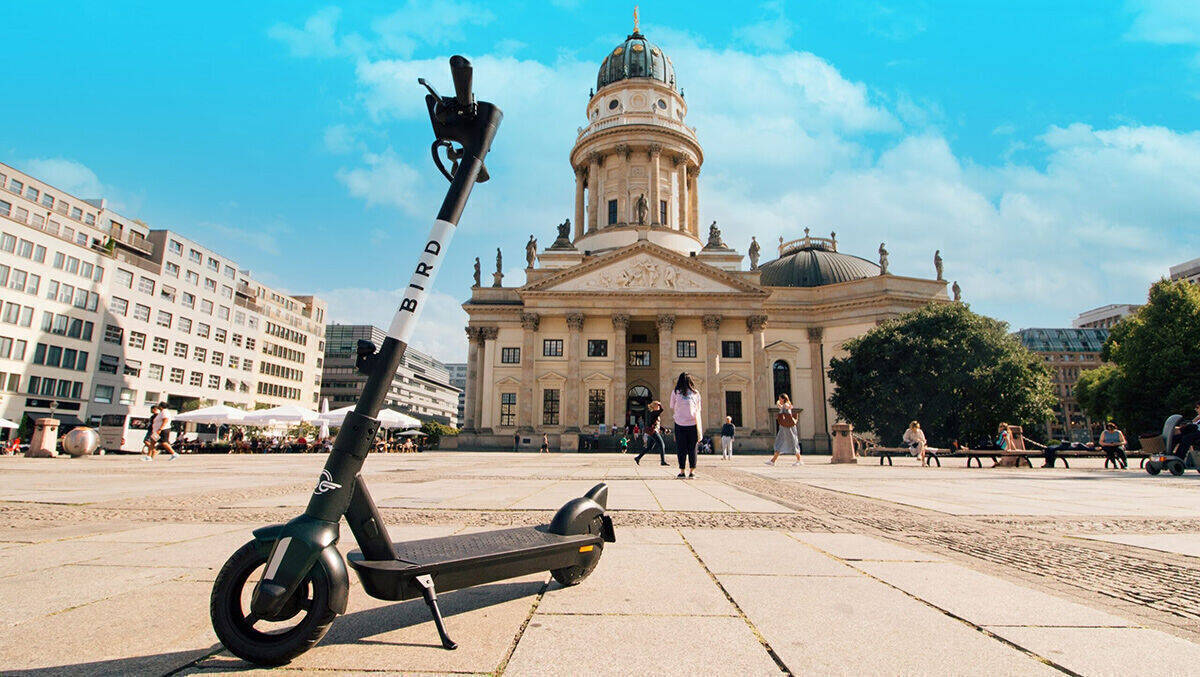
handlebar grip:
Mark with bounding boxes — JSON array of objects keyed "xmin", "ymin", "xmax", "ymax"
[{"xmin": 449, "ymin": 55, "xmax": 473, "ymax": 106}]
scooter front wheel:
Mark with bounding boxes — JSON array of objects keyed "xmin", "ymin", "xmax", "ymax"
[{"xmin": 210, "ymin": 540, "xmax": 337, "ymax": 666}]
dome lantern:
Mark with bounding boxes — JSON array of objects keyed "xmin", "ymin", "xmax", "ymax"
[{"xmin": 596, "ymin": 8, "xmax": 676, "ymax": 92}]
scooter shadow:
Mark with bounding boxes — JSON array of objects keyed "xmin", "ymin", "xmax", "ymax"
[{"xmin": 5, "ymin": 579, "xmax": 549, "ymax": 676}]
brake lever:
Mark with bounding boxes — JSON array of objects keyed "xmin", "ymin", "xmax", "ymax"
[{"xmin": 430, "ymin": 139, "xmax": 489, "ymax": 183}]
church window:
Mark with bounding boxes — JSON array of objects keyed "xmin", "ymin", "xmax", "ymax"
[
  {"xmin": 660, "ymin": 201, "xmax": 668, "ymax": 225},
  {"xmin": 588, "ymin": 388, "xmax": 606, "ymax": 426},
  {"xmin": 629, "ymin": 350, "xmax": 651, "ymax": 367},
  {"xmin": 676, "ymin": 340, "xmax": 697, "ymax": 359},
  {"xmin": 773, "ymin": 360, "xmax": 792, "ymax": 400},
  {"xmin": 721, "ymin": 341, "xmax": 742, "ymax": 359},
  {"xmin": 543, "ymin": 389, "xmax": 560, "ymax": 426},
  {"xmin": 499, "ymin": 392, "xmax": 516, "ymax": 427},
  {"xmin": 500, "ymin": 347, "xmax": 520, "ymax": 364},
  {"xmin": 657, "ymin": 99, "xmax": 667, "ymax": 109},
  {"xmin": 543, "ymin": 339, "xmax": 563, "ymax": 357},
  {"xmin": 587, "ymin": 339, "xmax": 608, "ymax": 357},
  {"xmin": 607, "ymin": 200, "xmax": 618, "ymax": 225},
  {"xmin": 608, "ymin": 99, "xmax": 619, "ymax": 110},
  {"xmin": 725, "ymin": 391, "xmax": 743, "ymax": 427}
]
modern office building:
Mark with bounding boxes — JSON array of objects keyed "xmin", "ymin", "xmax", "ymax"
[
  {"xmin": 1015, "ymin": 327, "xmax": 1109, "ymax": 443},
  {"xmin": 1071, "ymin": 303, "xmax": 1140, "ymax": 329},
  {"xmin": 320, "ymin": 324, "xmax": 460, "ymax": 426},
  {"xmin": 0, "ymin": 161, "xmax": 326, "ymax": 427},
  {"xmin": 445, "ymin": 362, "xmax": 467, "ymax": 428},
  {"xmin": 1169, "ymin": 257, "xmax": 1200, "ymax": 285}
]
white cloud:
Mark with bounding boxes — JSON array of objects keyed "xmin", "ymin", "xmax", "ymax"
[
  {"xmin": 320, "ymin": 288, "xmax": 468, "ymax": 362},
  {"xmin": 21, "ymin": 157, "xmax": 106, "ymax": 199},
  {"xmin": 733, "ymin": 2, "xmax": 796, "ymax": 51},
  {"xmin": 322, "ymin": 123, "xmax": 357, "ymax": 154},
  {"xmin": 267, "ymin": 7, "xmax": 351, "ymax": 58},
  {"xmin": 195, "ymin": 221, "xmax": 285, "ymax": 257},
  {"xmin": 335, "ymin": 150, "xmax": 426, "ymax": 213},
  {"xmin": 1126, "ymin": 0, "xmax": 1200, "ymax": 45},
  {"xmin": 371, "ymin": 0, "xmax": 494, "ymax": 57}
]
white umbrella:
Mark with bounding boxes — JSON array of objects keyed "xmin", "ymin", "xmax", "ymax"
[
  {"xmin": 174, "ymin": 404, "xmax": 247, "ymax": 425},
  {"xmin": 0, "ymin": 417, "xmax": 18, "ymax": 429},
  {"xmin": 319, "ymin": 406, "xmax": 420, "ymax": 430},
  {"xmin": 394, "ymin": 429, "xmax": 427, "ymax": 437},
  {"xmin": 243, "ymin": 404, "xmax": 321, "ymax": 425}
]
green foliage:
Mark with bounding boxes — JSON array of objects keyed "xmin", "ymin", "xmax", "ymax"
[
  {"xmin": 1082, "ymin": 279, "xmax": 1200, "ymax": 433},
  {"xmin": 420, "ymin": 421, "xmax": 458, "ymax": 447},
  {"xmin": 1075, "ymin": 363, "xmax": 1120, "ymax": 423},
  {"xmin": 289, "ymin": 421, "xmax": 319, "ymax": 439},
  {"xmin": 828, "ymin": 302, "xmax": 1055, "ymax": 446},
  {"xmin": 16, "ymin": 414, "xmax": 33, "ymax": 440}
]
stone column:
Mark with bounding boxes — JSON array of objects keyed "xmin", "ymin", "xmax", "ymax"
[
  {"xmin": 615, "ymin": 144, "xmax": 629, "ymax": 224},
  {"xmin": 519, "ymin": 313, "xmax": 540, "ymax": 431},
  {"xmin": 808, "ymin": 327, "xmax": 830, "ymax": 451},
  {"xmin": 703, "ymin": 314, "xmax": 721, "ymax": 434},
  {"xmin": 463, "ymin": 326, "xmax": 482, "ymax": 431},
  {"xmin": 573, "ymin": 167, "xmax": 585, "ymax": 240},
  {"xmin": 649, "ymin": 145, "xmax": 662, "ymax": 225},
  {"xmin": 477, "ymin": 326, "xmax": 498, "ymax": 431},
  {"xmin": 656, "ymin": 314, "xmax": 676, "ymax": 428},
  {"xmin": 612, "ymin": 313, "xmax": 630, "ymax": 429},
  {"xmin": 747, "ymin": 315, "xmax": 770, "ymax": 434},
  {"xmin": 688, "ymin": 168, "xmax": 699, "ymax": 235},
  {"xmin": 587, "ymin": 153, "xmax": 602, "ymax": 232},
  {"xmin": 564, "ymin": 313, "xmax": 585, "ymax": 431},
  {"xmin": 676, "ymin": 158, "xmax": 688, "ymax": 234}
]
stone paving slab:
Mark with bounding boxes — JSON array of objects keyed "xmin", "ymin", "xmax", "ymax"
[
  {"xmin": 683, "ymin": 529, "xmax": 857, "ymax": 576},
  {"xmin": 985, "ymin": 626, "xmax": 1200, "ymax": 676},
  {"xmin": 77, "ymin": 522, "xmax": 247, "ymax": 543},
  {"xmin": 536, "ymin": 542, "xmax": 734, "ymax": 616},
  {"xmin": 789, "ymin": 532, "xmax": 945, "ymax": 561},
  {"xmin": 852, "ymin": 561, "xmax": 1133, "ymax": 626},
  {"xmin": 504, "ymin": 614, "xmax": 781, "ymax": 677},
  {"xmin": 0, "ymin": 539, "xmax": 143, "ymax": 577},
  {"xmin": 718, "ymin": 574, "xmax": 1061, "ymax": 675},
  {"xmin": 1074, "ymin": 533, "xmax": 1200, "ymax": 559},
  {"xmin": 0, "ymin": 562, "xmax": 192, "ymax": 626}
]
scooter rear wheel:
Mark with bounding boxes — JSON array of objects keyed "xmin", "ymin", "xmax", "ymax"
[
  {"xmin": 210, "ymin": 540, "xmax": 337, "ymax": 666},
  {"xmin": 550, "ymin": 515, "xmax": 605, "ymax": 587}
]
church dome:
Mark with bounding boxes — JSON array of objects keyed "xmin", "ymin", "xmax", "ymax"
[
  {"xmin": 597, "ymin": 31, "xmax": 676, "ymax": 91},
  {"xmin": 758, "ymin": 233, "xmax": 880, "ymax": 287}
]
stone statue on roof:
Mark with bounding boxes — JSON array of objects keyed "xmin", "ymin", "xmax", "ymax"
[
  {"xmin": 525, "ymin": 235, "xmax": 538, "ymax": 268},
  {"xmin": 748, "ymin": 236, "xmax": 760, "ymax": 270},
  {"xmin": 634, "ymin": 193, "xmax": 649, "ymax": 225},
  {"xmin": 934, "ymin": 249, "xmax": 944, "ymax": 281},
  {"xmin": 952, "ymin": 280, "xmax": 961, "ymax": 302},
  {"xmin": 493, "ymin": 248, "xmax": 504, "ymax": 287},
  {"xmin": 878, "ymin": 242, "xmax": 889, "ymax": 275},
  {"xmin": 705, "ymin": 220, "xmax": 724, "ymax": 248},
  {"xmin": 472, "ymin": 257, "xmax": 481, "ymax": 287}
]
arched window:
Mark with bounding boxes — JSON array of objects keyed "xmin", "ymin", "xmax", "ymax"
[{"xmin": 772, "ymin": 360, "xmax": 791, "ymax": 401}]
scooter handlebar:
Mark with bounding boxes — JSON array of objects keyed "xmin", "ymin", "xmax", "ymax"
[{"xmin": 449, "ymin": 55, "xmax": 473, "ymax": 107}]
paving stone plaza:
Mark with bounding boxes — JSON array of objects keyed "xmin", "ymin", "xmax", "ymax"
[{"xmin": 5, "ymin": 453, "xmax": 1200, "ymax": 675}]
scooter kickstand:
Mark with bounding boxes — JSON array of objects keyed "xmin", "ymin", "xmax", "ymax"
[{"xmin": 414, "ymin": 574, "xmax": 457, "ymax": 650}]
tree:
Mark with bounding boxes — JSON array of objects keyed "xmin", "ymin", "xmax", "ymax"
[
  {"xmin": 1075, "ymin": 363, "xmax": 1120, "ymax": 424},
  {"xmin": 420, "ymin": 421, "xmax": 458, "ymax": 448},
  {"xmin": 828, "ymin": 302, "xmax": 1055, "ymax": 446},
  {"xmin": 1080, "ymin": 279, "xmax": 1200, "ymax": 434}
]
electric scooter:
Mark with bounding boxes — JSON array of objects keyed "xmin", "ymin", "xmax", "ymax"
[
  {"xmin": 1145, "ymin": 414, "xmax": 1200, "ymax": 475},
  {"xmin": 209, "ymin": 56, "xmax": 616, "ymax": 666}
]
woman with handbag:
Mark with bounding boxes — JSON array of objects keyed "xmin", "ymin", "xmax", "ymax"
[{"xmin": 765, "ymin": 394, "xmax": 803, "ymax": 466}]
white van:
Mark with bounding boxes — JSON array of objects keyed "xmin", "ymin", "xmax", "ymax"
[{"xmin": 98, "ymin": 413, "xmax": 172, "ymax": 453}]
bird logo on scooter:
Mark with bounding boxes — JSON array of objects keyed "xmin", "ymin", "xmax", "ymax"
[{"xmin": 313, "ymin": 469, "xmax": 341, "ymax": 495}]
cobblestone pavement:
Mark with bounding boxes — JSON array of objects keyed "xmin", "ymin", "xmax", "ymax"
[{"xmin": 4, "ymin": 452, "xmax": 1200, "ymax": 675}]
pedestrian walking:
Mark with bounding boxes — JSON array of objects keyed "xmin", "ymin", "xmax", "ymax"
[
  {"xmin": 540, "ymin": 433, "xmax": 549, "ymax": 453},
  {"xmin": 634, "ymin": 401, "xmax": 667, "ymax": 466},
  {"xmin": 903, "ymin": 420, "xmax": 929, "ymax": 466},
  {"xmin": 513, "ymin": 432, "xmax": 521, "ymax": 452},
  {"xmin": 669, "ymin": 373, "xmax": 702, "ymax": 478},
  {"xmin": 720, "ymin": 416, "xmax": 736, "ymax": 460},
  {"xmin": 141, "ymin": 404, "xmax": 161, "ymax": 460},
  {"xmin": 1099, "ymin": 421, "xmax": 1128, "ymax": 469},
  {"xmin": 149, "ymin": 403, "xmax": 177, "ymax": 460},
  {"xmin": 765, "ymin": 394, "xmax": 802, "ymax": 466}
]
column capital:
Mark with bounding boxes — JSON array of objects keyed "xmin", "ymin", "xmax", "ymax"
[
  {"xmin": 656, "ymin": 314, "xmax": 676, "ymax": 331},
  {"xmin": 480, "ymin": 326, "xmax": 499, "ymax": 341},
  {"xmin": 574, "ymin": 164, "xmax": 587, "ymax": 178},
  {"xmin": 702, "ymin": 314, "xmax": 722, "ymax": 332},
  {"xmin": 688, "ymin": 166, "xmax": 701, "ymax": 179},
  {"xmin": 746, "ymin": 315, "xmax": 768, "ymax": 333},
  {"xmin": 465, "ymin": 326, "xmax": 483, "ymax": 342},
  {"xmin": 673, "ymin": 154, "xmax": 686, "ymax": 167},
  {"xmin": 587, "ymin": 151, "xmax": 604, "ymax": 166},
  {"xmin": 520, "ymin": 312, "xmax": 541, "ymax": 331},
  {"xmin": 807, "ymin": 326, "xmax": 824, "ymax": 341},
  {"xmin": 648, "ymin": 143, "xmax": 663, "ymax": 157},
  {"xmin": 612, "ymin": 313, "xmax": 631, "ymax": 331},
  {"xmin": 614, "ymin": 143, "xmax": 631, "ymax": 159},
  {"xmin": 566, "ymin": 313, "xmax": 585, "ymax": 331}
]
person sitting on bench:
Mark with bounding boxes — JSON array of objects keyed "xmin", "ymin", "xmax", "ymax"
[
  {"xmin": 1098, "ymin": 422, "xmax": 1128, "ymax": 469},
  {"xmin": 1170, "ymin": 402, "xmax": 1200, "ymax": 456},
  {"xmin": 1042, "ymin": 440, "xmax": 1094, "ymax": 467}
]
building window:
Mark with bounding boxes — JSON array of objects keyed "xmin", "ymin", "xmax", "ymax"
[
  {"xmin": 169, "ymin": 367, "xmax": 185, "ymax": 384},
  {"xmin": 119, "ymin": 388, "xmax": 135, "ymax": 405},
  {"xmin": 721, "ymin": 341, "xmax": 742, "ymax": 359},
  {"xmin": 133, "ymin": 304, "xmax": 151, "ymax": 322},
  {"xmin": 137, "ymin": 277, "xmax": 155, "ymax": 295},
  {"xmin": 607, "ymin": 199, "xmax": 618, "ymax": 225},
  {"xmin": 128, "ymin": 331, "xmax": 146, "ymax": 349},
  {"xmin": 499, "ymin": 392, "xmax": 517, "ymax": 427},
  {"xmin": 543, "ymin": 338, "xmax": 563, "ymax": 357},
  {"xmin": 189, "ymin": 371, "xmax": 203, "ymax": 386},
  {"xmin": 676, "ymin": 340, "xmax": 697, "ymax": 358},
  {"xmin": 98, "ymin": 354, "xmax": 120, "ymax": 374},
  {"xmin": 500, "ymin": 347, "xmax": 520, "ymax": 364},
  {"xmin": 725, "ymin": 391, "xmax": 743, "ymax": 427},
  {"xmin": 587, "ymin": 339, "xmax": 608, "ymax": 357},
  {"xmin": 168, "ymin": 239, "xmax": 183, "ymax": 255},
  {"xmin": 588, "ymin": 388, "xmax": 606, "ymax": 426},
  {"xmin": 543, "ymin": 389, "xmax": 560, "ymax": 426},
  {"xmin": 152, "ymin": 337, "xmax": 168, "ymax": 354},
  {"xmin": 156, "ymin": 310, "xmax": 172, "ymax": 328},
  {"xmin": 660, "ymin": 200, "xmax": 668, "ymax": 225},
  {"xmin": 110, "ymin": 297, "xmax": 128, "ymax": 316},
  {"xmin": 173, "ymin": 342, "xmax": 188, "ymax": 358},
  {"xmin": 628, "ymin": 350, "xmax": 651, "ymax": 367},
  {"xmin": 148, "ymin": 363, "xmax": 164, "ymax": 380},
  {"xmin": 104, "ymin": 325, "xmax": 123, "ymax": 344},
  {"xmin": 772, "ymin": 360, "xmax": 792, "ymax": 400},
  {"xmin": 93, "ymin": 384, "xmax": 114, "ymax": 404},
  {"xmin": 178, "ymin": 317, "xmax": 192, "ymax": 333}
]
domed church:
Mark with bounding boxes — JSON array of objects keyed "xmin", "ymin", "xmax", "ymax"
[{"xmin": 456, "ymin": 15, "xmax": 949, "ymax": 451}]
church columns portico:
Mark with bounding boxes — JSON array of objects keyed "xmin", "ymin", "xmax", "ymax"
[
  {"xmin": 474, "ymin": 326, "xmax": 498, "ymax": 431},
  {"xmin": 703, "ymin": 314, "xmax": 721, "ymax": 434},
  {"xmin": 612, "ymin": 313, "xmax": 630, "ymax": 427},
  {"xmin": 675, "ymin": 158, "xmax": 689, "ymax": 236},
  {"xmin": 574, "ymin": 167, "xmax": 585, "ymax": 240},
  {"xmin": 463, "ymin": 327, "xmax": 482, "ymax": 431},
  {"xmin": 747, "ymin": 315, "xmax": 770, "ymax": 433},
  {"xmin": 656, "ymin": 313, "xmax": 676, "ymax": 428},
  {"xmin": 519, "ymin": 313, "xmax": 540, "ymax": 431},
  {"xmin": 807, "ymin": 326, "xmax": 831, "ymax": 449},
  {"xmin": 587, "ymin": 153, "xmax": 602, "ymax": 233},
  {"xmin": 564, "ymin": 313, "xmax": 585, "ymax": 431},
  {"xmin": 649, "ymin": 145, "xmax": 662, "ymax": 225}
]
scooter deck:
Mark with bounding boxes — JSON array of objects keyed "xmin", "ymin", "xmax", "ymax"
[{"xmin": 347, "ymin": 525, "xmax": 601, "ymax": 601}]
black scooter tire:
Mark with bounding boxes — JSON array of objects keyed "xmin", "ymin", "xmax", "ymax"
[
  {"xmin": 1169, "ymin": 461, "xmax": 1185, "ymax": 476},
  {"xmin": 1147, "ymin": 463, "xmax": 1161, "ymax": 475},
  {"xmin": 550, "ymin": 515, "xmax": 605, "ymax": 587},
  {"xmin": 210, "ymin": 540, "xmax": 337, "ymax": 666}
]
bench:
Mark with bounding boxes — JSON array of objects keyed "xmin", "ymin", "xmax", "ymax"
[{"xmin": 863, "ymin": 446, "xmax": 1040, "ymax": 468}]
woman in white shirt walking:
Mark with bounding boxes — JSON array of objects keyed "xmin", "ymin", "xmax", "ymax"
[{"xmin": 669, "ymin": 372, "xmax": 702, "ymax": 479}]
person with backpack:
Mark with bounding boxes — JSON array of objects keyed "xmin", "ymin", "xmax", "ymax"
[
  {"xmin": 720, "ymin": 416, "xmax": 736, "ymax": 460},
  {"xmin": 765, "ymin": 394, "xmax": 802, "ymax": 466}
]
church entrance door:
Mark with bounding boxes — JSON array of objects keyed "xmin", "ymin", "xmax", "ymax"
[{"xmin": 627, "ymin": 385, "xmax": 652, "ymax": 429}]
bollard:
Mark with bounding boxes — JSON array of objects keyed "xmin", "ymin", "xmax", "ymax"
[
  {"xmin": 27, "ymin": 418, "xmax": 60, "ymax": 458},
  {"xmin": 831, "ymin": 423, "xmax": 857, "ymax": 464}
]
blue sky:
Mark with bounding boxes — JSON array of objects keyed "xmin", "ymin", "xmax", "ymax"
[{"xmin": 5, "ymin": 1, "xmax": 1200, "ymax": 361}]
